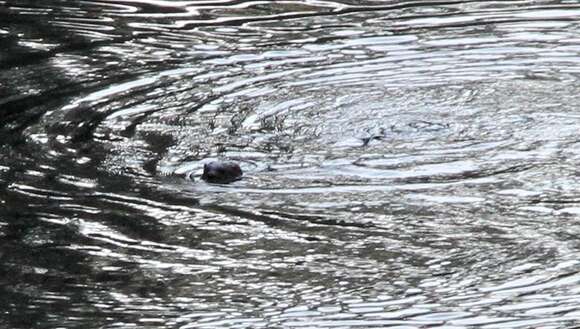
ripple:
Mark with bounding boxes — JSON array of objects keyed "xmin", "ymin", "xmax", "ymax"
[{"xmin": 3, "ymin": 0, "xmax": 580, "ymax": 328}]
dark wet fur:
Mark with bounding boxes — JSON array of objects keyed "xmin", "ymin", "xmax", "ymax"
[{"xmin": 201, "ymin": 161, "xmax": 243, "ymax": 184}]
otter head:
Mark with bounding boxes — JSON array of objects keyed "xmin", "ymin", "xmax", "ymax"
[{"xmin": 201, "ymin": 161, "xmax": 243, "ymax": 184}]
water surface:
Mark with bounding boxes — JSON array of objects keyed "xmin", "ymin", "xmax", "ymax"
[{"xmin": 2, "ymin": 0, "xmax": 580, "ymax": 328}]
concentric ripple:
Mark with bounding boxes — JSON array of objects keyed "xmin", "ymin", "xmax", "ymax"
[{"xmin": 2, "ymin": 0, "xmax": 580, "ymax": 328}]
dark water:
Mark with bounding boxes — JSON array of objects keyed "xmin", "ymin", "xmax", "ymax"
[{"xmin": 2, "ymin": 0, "xmax": 580, "ymax": 328}]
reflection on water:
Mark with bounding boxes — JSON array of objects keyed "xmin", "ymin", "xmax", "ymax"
[{"xmin": 2, "ymin": 0, "xmax": 580, "ymax": 328}]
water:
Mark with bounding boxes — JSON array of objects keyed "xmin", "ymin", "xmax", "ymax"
[{"xmin": 2, "ymin": 0, "xmax": 580, "ymax": 328}]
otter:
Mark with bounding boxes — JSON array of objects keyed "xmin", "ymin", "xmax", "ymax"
[{"xmin": 201, "ymin": 161, "xmax": 243, "ymax": 184}]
